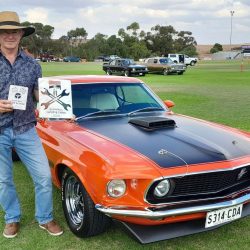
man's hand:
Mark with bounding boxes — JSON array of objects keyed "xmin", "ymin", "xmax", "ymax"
[
  {"xmin": 0, "ymin": 100, "xmax": 13, "ymax": 113},
  {"xmin": 67, "ymin": 114, "xmax": 76, "ymax": 123}
]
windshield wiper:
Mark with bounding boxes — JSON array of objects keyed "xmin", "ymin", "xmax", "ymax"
[
  {"xmin": 76, "ymin": 110, "xmax": 121, "ymax": 121},
  {"xmin": 128, "ymin": 107, "xmax": 164, "ymax": 116}
]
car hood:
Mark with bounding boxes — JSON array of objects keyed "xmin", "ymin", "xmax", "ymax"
[
  {"xmin": 74, "ymin": 114, "xmax": 250, "ymax": 168},
  {"xmin": 170, "ymin": 63, "xmax": 185, "ymax": 67}
]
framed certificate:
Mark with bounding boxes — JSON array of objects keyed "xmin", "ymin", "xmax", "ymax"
[
  {"xmin": 8, "ymin": 85, "xmax": 28, "ymax": 110},
  {"xmin": 38, "ymin": 78, "xmax": 73, "ymax": 119}
]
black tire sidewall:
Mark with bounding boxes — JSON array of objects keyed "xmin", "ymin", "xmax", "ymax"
[
  {"xmin": 61, "ymin": 168, "xmax": 111, "ymax": 237},
  {"xmin": 163, "ymin": 68, "xmax": 169, "ymax": 75}
]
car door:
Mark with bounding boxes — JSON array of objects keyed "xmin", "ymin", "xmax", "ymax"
[
  {"xmin": 108, "ymin": 59, "xmax": 117, "ymax": 73},
  {"xmin": 146, "ymin": 58, "xmax": 157, "ymax": 72},
  {"xmin": 116, "ymin": 60, "xmax": 124, "ymax": 75}
]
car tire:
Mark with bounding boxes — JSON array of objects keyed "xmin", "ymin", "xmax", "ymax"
[
  {"xmin": 190, "ymin": 61, "xmax": 195, "ymax": 66},
  {"xmin": 163, "ymin": 69, "xmax": 170, "ymax": 75},
  {"xmin": 106, "ymin": 69, "xmax": 112, "ymax": 75},
  {"xmin": 177, "ymin": 72, "xmax": 184, "ymax": 75},
  {"xmin": 124, "ymin": 70, "xmax": 130, "ymax": 77},
  {"xmin": 61, "ymin": 168, "xmax": 111, "ymax": 237}
]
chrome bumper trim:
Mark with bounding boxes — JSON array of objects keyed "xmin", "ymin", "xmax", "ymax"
[{"xmin": 95, "ymin": 193, "xmax": 250, "ymax": 220}]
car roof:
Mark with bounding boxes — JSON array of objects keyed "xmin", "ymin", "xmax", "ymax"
[{"xmin": 43, "ymin": 75, "xmax": 144, "ymax": 84}]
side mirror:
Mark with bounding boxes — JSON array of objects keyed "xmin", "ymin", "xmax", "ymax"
[{"xmin": 164, "ymin": 100, "xmax": 175, "ymax": 108}]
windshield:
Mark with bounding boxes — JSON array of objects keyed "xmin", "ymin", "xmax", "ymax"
[
  {"xmin": 72, "ymin": 83, "xmax": 166, "ymax": 118},
  {"xmin": 122, "ymin": 59, "xmax": 135, "ymax": 65},
  {"xmin": 159, "ymin": 58, "xmax": 172, "ymax": 64}
]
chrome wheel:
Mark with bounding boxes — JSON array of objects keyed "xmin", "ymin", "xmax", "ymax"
[
  {"xmin": 106, "ymin": 69, "xmax": 112, "ymax": 75},
  {"xmin": 124, "ymin": 70, "xmax": 130, "ymax": 77},
  {"xmin": 64, "ymin": 175, "xmax": 84, "ymax": 227},
  {"xmin": 163, "ymin": 68, "xmax": 169, "ymax": 75}
]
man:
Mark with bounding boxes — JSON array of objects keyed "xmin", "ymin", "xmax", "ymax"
[{"xmin": 0, "ymin": 11, "xmax": 63, "ymax": 238}]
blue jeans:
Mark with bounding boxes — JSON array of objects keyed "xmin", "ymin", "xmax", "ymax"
[{"xmin": 0, "ymin": 126, "xmax": 53, "ymax": 224}]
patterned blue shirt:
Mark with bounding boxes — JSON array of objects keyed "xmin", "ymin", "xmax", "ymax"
[{"xmin": 0, "ymin": 50, "xmax": 42, "ymax": 135}]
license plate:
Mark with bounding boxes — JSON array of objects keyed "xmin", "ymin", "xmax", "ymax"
[
  {"xmin": 139, "ymin": 73, "xmax": 143, "ymax": 75},
  {"xmin": 205, "ymin": 204, "xmax": 243, "ymax": 228}
]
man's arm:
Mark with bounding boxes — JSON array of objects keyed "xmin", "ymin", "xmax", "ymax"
[{"xmin": 34, "ymin": 89, "xmax": 39, "ymax": 102}]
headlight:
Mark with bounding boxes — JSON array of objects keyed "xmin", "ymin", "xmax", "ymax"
[
  {"xmin": 154, "ymin": 179, "xmax": 170, "ymax": 197},
  {"xmin": 107, "ymin": 179, "xmax": 126, "ymax": 198},
  {"xmin": 145, "ymin": 67, "xmax": 148, "ymax": 71}
]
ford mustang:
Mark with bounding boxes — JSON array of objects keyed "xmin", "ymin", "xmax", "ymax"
[{"xmin": 36, "ymin": 75, "xmax": 250, "ymax": 243}]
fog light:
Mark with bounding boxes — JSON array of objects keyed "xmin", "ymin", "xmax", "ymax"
[
  {"xmin": 154, "ymin": 179, "xmax": 170, "ymax": 197},
  {"xmin": 107, "ymin": 179, "xmax": 126, "ymax": 198}
]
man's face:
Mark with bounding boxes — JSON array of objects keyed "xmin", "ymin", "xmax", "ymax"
[{"xmin": 0, "ymin": 29, "xmax": 23, "ymax": 51}]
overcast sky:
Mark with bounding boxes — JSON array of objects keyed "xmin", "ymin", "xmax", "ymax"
[{"xmin": 1, "ymin": 0, "xmax": 250, "ymax": 45}]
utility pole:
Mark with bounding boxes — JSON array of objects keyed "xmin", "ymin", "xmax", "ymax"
[{"xmin": 229, "ymin": 10, "xmax": 235, "ymax": 59}]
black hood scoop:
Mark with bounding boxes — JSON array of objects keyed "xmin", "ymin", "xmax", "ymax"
[{"xmin": 129, "ymin": 116, "xmax": 176, "ymax": 130}]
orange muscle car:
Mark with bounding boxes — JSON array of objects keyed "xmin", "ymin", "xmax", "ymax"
[{"xmin": 36, "ymin": 75, "xmax": 250, "ymax": 243}]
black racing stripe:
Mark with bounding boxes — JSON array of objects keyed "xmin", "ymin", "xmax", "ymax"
[{"xmin": 78, "ymin": 116, "xmax": 250, "ymax": 168}]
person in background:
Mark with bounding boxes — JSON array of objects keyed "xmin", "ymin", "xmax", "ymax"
[{"xmin": 0, "ymin": 11, "xmax": 63, "ymax": 238}]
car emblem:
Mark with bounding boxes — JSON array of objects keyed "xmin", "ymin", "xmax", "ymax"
[
  {"xmin": 237, "ymin": 168, "xmax": 248, "ymax": 180},
  {"xmin": 158, "ymin": 149, "xmax": 168, "ymax": 155}
]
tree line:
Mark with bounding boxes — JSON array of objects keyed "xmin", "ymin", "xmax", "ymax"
[{"xmin": 21, "ymin": 21, "xmax": 198, "ymax": 61}]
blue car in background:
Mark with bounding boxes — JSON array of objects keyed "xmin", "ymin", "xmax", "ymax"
[{"xmin": 63, "ymin": 56, "xmax": 81, "ymax": 62}]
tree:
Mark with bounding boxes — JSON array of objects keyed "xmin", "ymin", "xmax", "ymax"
[
  {"xmin": 127, "ymin": 22, "xmax": 140, "ymax": 37},
  {"xmin": 144, "ymin": 25, "xmax": 177, "ymax": 55},
  {"xmin": 66, "ymin": 28, "xmax": 88, "ymax": 56},
  {"xmin": 21, "ymin": 22, "xmax": 54, "ymax": 56},
  {"xmin": 117, "ymin": 23, "xmax": 151, "ymax": 59},
  {"xmin": 179, "ymin": 45, "xmax": 198, "ymax": 56},
  {"xmin": 67, "ymin": 28, "xmax": 88, "ymax": 43},
  {"xmin": 174, "ymin": 31, "xmax": 197, "ymax": 55},
  {"xmin": 21, "ymin": 20, "xmax": 198, "ymax": 61},
  {"xmin": 210, "ymin": 43, "xmax": 223, "ymax": 53}
]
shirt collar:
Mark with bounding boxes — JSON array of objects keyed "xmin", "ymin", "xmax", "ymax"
[{"xmin": 0, "ymin": 48, "xmax": 27, "ymax": 60}]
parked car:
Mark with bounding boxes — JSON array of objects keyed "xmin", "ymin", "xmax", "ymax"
[
  {"xmin": 103, "ymin": 58, "xmax": 148, "ymax": 76},
  {"xmin": 39, "ymin": 53, "xmax": 55, "ymax": 62},
  {"xmin": 36, "ymin": 75, "xmax": 250, "ymax": 243},
  {"xmin": 143, "ymin": 57, "xmax": 186, "ymax": 75},
  {"xmin": 95, "ymin": 55, "xmax": 110, "ymax": 62},
  {"xmin": 63, "ymin": 56, "xmax": 81, "ymax": 62}
]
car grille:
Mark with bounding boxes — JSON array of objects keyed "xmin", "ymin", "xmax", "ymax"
[
  {"xmin": 173, "ymin": 65, "xmax": 184, "ymax": 70},
  {"xmin": 146, "ymin": 165, "xmax": 250, "ymax": 204},
  {"xmin": 134, "ymin": 68, "xmax": 145, "ymax": 72}
]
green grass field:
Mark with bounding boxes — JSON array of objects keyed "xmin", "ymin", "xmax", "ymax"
[{"xmin": 0, "ymin": 60, "xmax": 250, "ymax": 250}]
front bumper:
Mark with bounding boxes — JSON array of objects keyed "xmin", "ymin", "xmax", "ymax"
[
  {"xmin": 96, "ymin": 192, "xmax": 250, "ymax": 220},
  {"xmin": 130, "ymin": 69, "xmax": 148, "ymax": 75}
]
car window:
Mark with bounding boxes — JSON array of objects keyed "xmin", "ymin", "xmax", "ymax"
[
  {"xmin": 122, "ymin": 60, "xmax": 129, "ymax": 66},
  {"xmin": 159, "ymin": 58, "xmax": 169, "ymax": 64},
  {"xmin": 109, "ymin": 60, "xmax": 116, "ymax": 66},
  {"xmin": 72, "ymin": 83, "xmax": 165, "ymax": 117}
]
